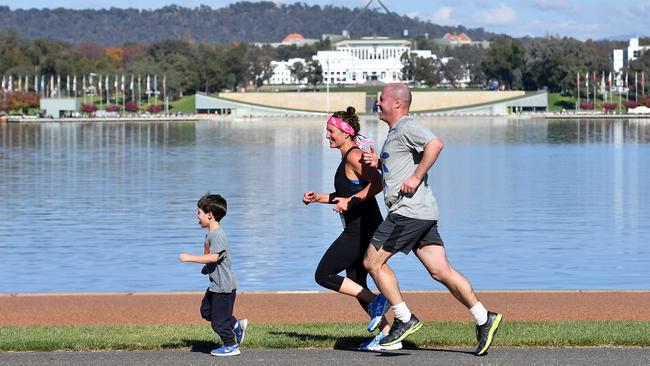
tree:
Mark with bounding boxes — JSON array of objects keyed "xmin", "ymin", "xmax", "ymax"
[
  {"xmin": 481, "ymin": 36, "xmax": 526, "ymax": 89},
  {"xmin": 305, "ymin": 60, "xmax": 323, "ymax": 88},
  {"xmin": 289, "ymin": 61, "xmax": 307, "ymax": 84},
  {"xmin": 441, "ymin": 58, "xmax": 464, "ymax": 88}
]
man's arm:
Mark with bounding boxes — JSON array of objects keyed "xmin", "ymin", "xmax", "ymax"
[{"xmin": 400, "ymin": 138, "xmax": 444, "ymax": 194}]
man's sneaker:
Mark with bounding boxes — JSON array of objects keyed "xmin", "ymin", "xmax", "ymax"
[
  {"xmin": 359, "ymin": 332, "xmax": 403, "ymax": 351},
  {"xmin": 379, "ymin": 314, "xmax": 422, "ymax": 346},
  {"xmin": 234, "ymin": 318, "xmax": 249, "ymax": 345},
  {"xmin": 475, "ymin": 311, "xmax": 503, "ymax": 356},
  {"xmin": 210, "ymin": 344, "xmax": 240, "ymax": 357},
  {"xmin": 366, "ymin": 294, "xmax": 389, "ymax": 332}
]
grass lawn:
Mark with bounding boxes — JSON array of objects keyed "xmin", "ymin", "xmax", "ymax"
[
  {"xmin": 168, "ymin": 95, "xmax": 195, "ymax": 113},
  {"xmin": 2, "ymin": 321, "xmax": 649, "ymax": 352}
]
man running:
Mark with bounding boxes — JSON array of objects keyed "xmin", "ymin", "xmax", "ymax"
[{"xmin": 362, "ymin": 83, "xmax": 503, "ymax": 356}]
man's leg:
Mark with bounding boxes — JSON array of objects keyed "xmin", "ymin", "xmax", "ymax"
[
  {"xmin": 363, "ymin": 244, "xmax": 401, "ymax": 305},
  {"xmin": 415, "ymin": 244, "xmax": 502, "ymax": 356},
  {"xmin": 413, "ymin": 244, "xmax": 478, "ymax": 308}
]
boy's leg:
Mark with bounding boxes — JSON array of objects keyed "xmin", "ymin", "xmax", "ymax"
[
  {"xmin": 209, "ymin": 290, "xmax": 237, "ymax": 347},
  {"xmin": 199, "ymin": 289, "xmax": 212, "ymax": 321}
]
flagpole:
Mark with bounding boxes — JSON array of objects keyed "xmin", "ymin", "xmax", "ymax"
[{"xmin": 576, "ymin": 71, "xmax": 580, "ymax": 110}]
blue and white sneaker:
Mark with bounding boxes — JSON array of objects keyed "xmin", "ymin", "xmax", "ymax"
[
  {"xmin": 234, "ymin": 318, "xmax": 249, "ymax": 345},
  {"xmin": 367, "ymin": 294, "xmax": 389, "ymax": 332},
  {"xmin": 210, "ymin": 344, "xmax": 241, "ymax": 357},
  {"xmin": 360, "ymin": 332, "xmax": 403, "ymax": 351}
]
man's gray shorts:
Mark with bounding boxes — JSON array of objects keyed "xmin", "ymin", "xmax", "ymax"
[{"xmin": 370, "ymin": 213, "xmax": 444, "ymax": 254}]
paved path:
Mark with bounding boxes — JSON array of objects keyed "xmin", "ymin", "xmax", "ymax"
[
  {"xmin": 1, "ymin": 348, "xmax": 649, "ymax": 366},
  {"xmin": 3, "ymin": 291, "xmax": 650, "ymax": 326}
]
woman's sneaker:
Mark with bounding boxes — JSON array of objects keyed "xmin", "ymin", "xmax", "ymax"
[
  {"xmin": 210, "ymin": 344, "xmax": 241, "ymax": 357},
  {"xmin": 234, "ymin": 318, "xmax": 249, "ymax": 345},
  {"xmin": 360, "ymin": 332, "xmax": 403, "ymax": 351},
  {"xmin": 366, "ymin": 294, "xmax": 389, "ymax": 332}
]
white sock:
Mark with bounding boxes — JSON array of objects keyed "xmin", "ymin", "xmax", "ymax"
[
  {"xmin": 391, "ymin": 302, "xmax": 412, "ymax": 323},
  {"xmin": 470, "ymin": 302, "xmax": 488, "ymax": 325}
]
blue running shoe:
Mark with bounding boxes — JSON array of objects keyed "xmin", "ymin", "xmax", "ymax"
[
  {"xmin": 234, "ymin": 318, "xmax": 249, "ymax": 345},
  {"xmin": 210, "ymin": 344, "xmax": 241, "ymax": 357},
  {"xmin": 367, "ymin": 294, "xmax": 389, "ymax": 332},
  {"xmin": 359, "ymin": 332, "xmax": 403, "ymax": 351}
]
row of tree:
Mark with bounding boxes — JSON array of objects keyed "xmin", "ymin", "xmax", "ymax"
[{"xmin": 1, "ymin": 28, "xmax": 649, "ymax": 107}]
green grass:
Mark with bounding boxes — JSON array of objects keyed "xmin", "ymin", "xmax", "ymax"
[
  {"xmin": 168, "ymin": 95, "xmax": 195, "ymax": 113},
  {"xmin": 2, "ymin": 322, "xmax": 649, "ymax": 352},
  {"xmin": 548, "ymin": 93, "xmax": 577, "ymax": 111}
]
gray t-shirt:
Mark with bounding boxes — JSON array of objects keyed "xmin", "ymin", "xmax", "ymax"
[
  {"xmin": 380, "ymin": 115, "xmax": 439, "ymax": 220},
  {"xmin": 204, "ymin": 227, "xmax": 238, "ymax": 293}
]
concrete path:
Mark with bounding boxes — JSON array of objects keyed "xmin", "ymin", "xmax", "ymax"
[{"xmin": 1, "ymin": 348, "xmax": 649, "ymax": 366}]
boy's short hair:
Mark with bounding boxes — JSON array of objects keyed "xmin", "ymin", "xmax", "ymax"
[{"xmin": 197, "ymin": 194, "xmax": 227, "ymax": 221}]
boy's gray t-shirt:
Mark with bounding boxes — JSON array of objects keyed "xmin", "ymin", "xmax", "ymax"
[
  {"xmin": 205, "ymin": 227, "xmax": 238, "ymax": 293},
  {"xmin": 380, "ymin": 115, "xmax": 439, "ymax": 220}
]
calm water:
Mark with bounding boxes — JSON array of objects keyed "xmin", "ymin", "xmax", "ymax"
[{"xmin": 1, "ymin": 117, "xmax": 649, "ymax": 293}]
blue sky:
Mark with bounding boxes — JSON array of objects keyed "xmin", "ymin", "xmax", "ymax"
[{"xmin": 4, "ymin": 0, "xmax": 649, "ymax": 41}]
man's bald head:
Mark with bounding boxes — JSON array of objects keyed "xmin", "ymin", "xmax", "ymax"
[{"xmin": 384, "ymin": 83, "xmax": 412, "ymax": 110}]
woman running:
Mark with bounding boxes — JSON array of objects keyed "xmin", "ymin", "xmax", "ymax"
[{"xmin": 302, "ymin": 107, "xmax": 399, "ymax": 351}]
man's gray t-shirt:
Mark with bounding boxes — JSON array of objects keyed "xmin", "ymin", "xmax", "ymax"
[
  {"xmin": 205, "ymin": 227, "xmax": 238, "ymax": 293},
  {"xmin": 380, "ymin": 115, "xmax": 439, "ymax": 220}
]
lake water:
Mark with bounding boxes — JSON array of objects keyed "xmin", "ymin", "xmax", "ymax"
[{"xmin": 1, "ymin": 117, "xmax": 649, "ymax": 293}]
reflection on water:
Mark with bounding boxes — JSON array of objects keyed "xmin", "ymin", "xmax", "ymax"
[{"xmin": 1, "ymin": 118, "xmax": 649, "ymax": 292}]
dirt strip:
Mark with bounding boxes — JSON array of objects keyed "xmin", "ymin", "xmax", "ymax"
[{"xmin": 1, "ymin": 291, "xmax": 649, "ymax": 326}]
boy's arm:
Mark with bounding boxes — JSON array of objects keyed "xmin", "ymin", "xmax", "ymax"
[{"xmin": 179, "ymin": 252, "xmax": 221, "ymax": 264}]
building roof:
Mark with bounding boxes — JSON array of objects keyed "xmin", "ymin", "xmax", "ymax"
[
  {"xmin": 442, "ymin": 33, "xmax": 472, "ymax": 43},
  {"xmin": 283, "ymin": 33, "xmax": 305, "ymax": 43},
  {"xmin": 335, "ymin": 37, "xmax": 411, "ymax": 48}
]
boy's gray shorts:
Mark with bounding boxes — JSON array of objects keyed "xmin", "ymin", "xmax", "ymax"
[{"xmin": 370, "ymin": 213, "xmax": 444, "ymax": 254}]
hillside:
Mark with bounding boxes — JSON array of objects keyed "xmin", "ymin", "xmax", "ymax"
[{"xmin": 0, "ymin": 2, "xmax": 496, "ymax": 45}]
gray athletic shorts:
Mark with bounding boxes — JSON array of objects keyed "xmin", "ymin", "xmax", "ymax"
[{"xmin": 370, "ymin": 213, "xmax": 444, "ymax": 254}]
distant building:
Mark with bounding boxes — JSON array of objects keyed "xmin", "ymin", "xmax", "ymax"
[
  {"xmin": 434, "ymin": 33, "xmax": 490, "ymax": 48},
  {"xmin": 268, "ymin": 58, "xmax": 308, "ymax": 85},
  {"xmin": 256, "ymin": 33, "xmax": 320, "ymax": 48},
  {"xmin": 611, "ymin": 37, "xmax": 650, "ymax": 72},
  {"xmin": 312, "ymin": 37, "xmax": 432, "ymax": 85}
]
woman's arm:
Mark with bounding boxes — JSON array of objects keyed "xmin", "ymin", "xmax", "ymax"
[{"xmin": 332, "ymin": 149, "xmax": 382, "ymax": 212}]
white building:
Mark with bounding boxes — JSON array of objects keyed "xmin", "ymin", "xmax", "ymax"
[
  {"xmin": 612, "ymin": 37, "xmax": 650, "ymax": 72},
  {"xmin": 312, "ymin": 37, "xmax": 432, "ymax": 85},
  {"xmin": 268, "ymin": 58, "xmax": 308, "ymax": 85}
]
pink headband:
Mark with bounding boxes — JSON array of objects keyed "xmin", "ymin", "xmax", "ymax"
[
  {"xmin": 327, "ymin": 116, "xmax": 355, "ymax": 136},
  {"xmin": 327, "ymin": 116, "xmax": 375, "ymax": 151}
]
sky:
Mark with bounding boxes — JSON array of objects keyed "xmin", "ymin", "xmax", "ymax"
[{"xmin": 3, "ymin": 0, "xmax": 649, "ymax": 41}]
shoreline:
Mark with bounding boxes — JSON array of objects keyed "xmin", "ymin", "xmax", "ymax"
[{"xmin": 3, "ymin": 290, "xmax": 650, "ymax": 326}]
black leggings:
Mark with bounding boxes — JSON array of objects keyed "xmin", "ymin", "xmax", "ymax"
[{"xmin": 314, "ymin": 226, "xmax": 371, "ymax": 312}]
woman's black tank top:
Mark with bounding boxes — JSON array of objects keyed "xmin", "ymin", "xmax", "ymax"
[{"xmin": 334, "ymin": 147, "xmax": 381, "ymax": 225}]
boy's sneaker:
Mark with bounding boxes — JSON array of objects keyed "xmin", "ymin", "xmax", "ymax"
[
  {"xmin": 210, "ymin": 344, "xmax": 240, "ymax": 357},
  {"xmin": 366, "ymin": 294, "xmax": 389, "ymax": 332},
  {"xmin": 475, "ymin": 311, "xmax": 503, "ymax": 356},
  {"xmin": 359, "ymin": 332, "xmax": 403, "ymax": 351},
  {"xmin": 379, "ymin": 314, "xmax": 422, "ymax": 346},
  {"xmin": 234, "ymin": 318, "xmax": 249, "ymax": 345}
]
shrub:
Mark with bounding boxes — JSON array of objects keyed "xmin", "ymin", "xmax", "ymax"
[
  {"xmin": 602, "ymin": 102, "xmax": 617, "ymax": 111},
  {"xmin": 147, "ymin": 104, "xmax": 162, "ymax": 113},
  {"xmin": 80, "ymin": 103, "xmax": 97, "ymax": 114},
  {"xmin": 623, "ymin": 100, "xmax": 639, "ymax": 110},
  {"xmin": 125, "ymin": 101, "xmax": 140, "ymax": 113},
  {"xmin": 579, "ymin": 101, "xmax": 594, "ymax": 110},
  {"xmin": 105, "ymin": 104, "xmax": 121, "ymax": 112}
]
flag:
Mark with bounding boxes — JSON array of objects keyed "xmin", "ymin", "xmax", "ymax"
[
  {"xmin": 577, "ymin": 71, "xmax": 580, "ymax": 90},
  {"xmin": 40, "ymin": 76, "xmax": 44, "ymax": 94},
  {"xmin": 25, "ymin": 75, "xmax": 28, "ymax": 92},
  {"xmin": 73, "ymin": 75, "xmax": 77, "ymax": 94},
  {"xmin": 153, "ymin": 75, "xmax": 157, "ymax": 93},
  {"xmin": 18, "ymin": 76, "xmax": 22, "ymax": 92},
  {"xmin": 34, "ymin": 75, "xmax": 37, "ymax": 92},
  {"xmin": 83, "ymin": 75, "xmax": 86, "ymax": 94},
  {"xmin": 146, "ymin": 75, "xmax": 150, "ymax": 93},
  {"xmin": 66, "ymin": 75, "xmax": 70, "ymax": 92},
  {"xmin": 585, "ymin": 71, "xmax": 589, "ymax": 88},
  {"xmin": 98, "ymin": 76, "xmax": 102, "ymax": 93},
  {"xmin": 50, "ymin": 75, "xmax": 54, "ymax": 95},
  {"xmin": 8, "ymin": 75, "xmax": 13, "ymax": 92},
  {"xmin": 642, "ymin": 71, "xmax": 645, "ymax": 93},
  {"xmin": 105, "ymin": 75, "xmax": 109, "ymax": 95},
  {"xmin": 121, "ymin": 74, "xmax": 125, "ymax": 92},
  {"xmin": 608, "ymin": 72, "xmax": 612, "ymax": 89},
  {"xmin": 625, "ymin": 73, "xmax": 628, "ymax": 88},
  {"xmin": 162, "ymin": 74, "xmax": 166, "ymax": 93},
  {"xmin": 57, "ymin": 75, "xmax": 61, "ymax": 95},
  {"xmin": 600, "ymin": 72, "xmax": 606, "ymax": 93},
  {"xmin": 1, "ymin": 76, "xmax": 5, "ymax": 90},
  {"xmin": 635, "ymin": 71, "xmax": 638, "ymax": 89},
  {"xmin": 130, "ymin": 75, "xmax": 134, "ymax": 91}
]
